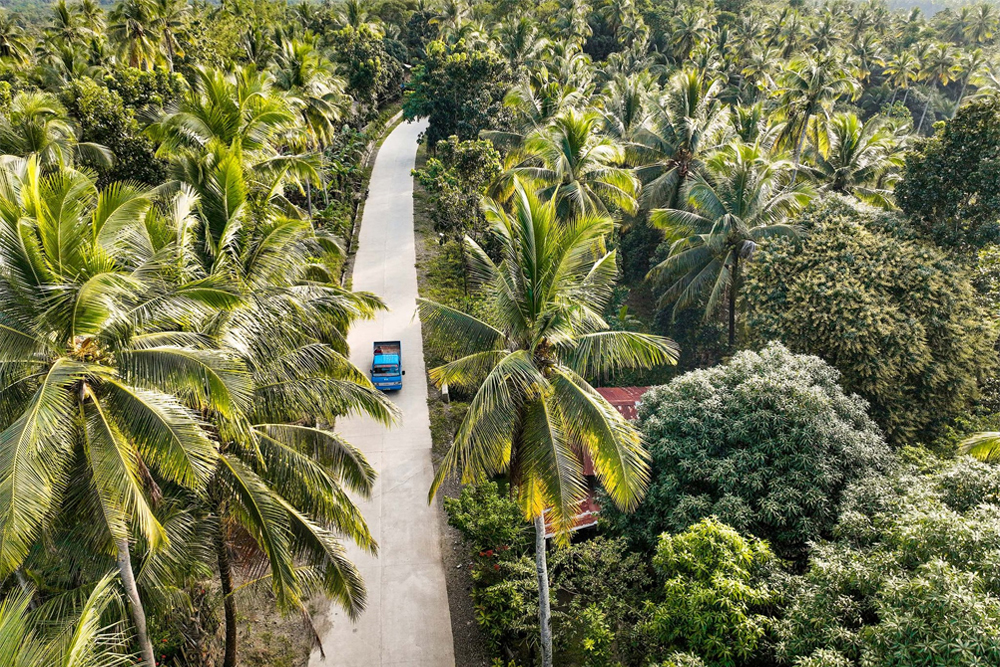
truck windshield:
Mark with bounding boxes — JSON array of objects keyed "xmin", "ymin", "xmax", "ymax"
[{"xmin": 373, "ymin": 365, "xmax": 398, "ymax": 376}]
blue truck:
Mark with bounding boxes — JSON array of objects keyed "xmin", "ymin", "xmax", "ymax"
[{"xmin": 371, "ymin": 340, "xmax": 404, "ymax": 391}]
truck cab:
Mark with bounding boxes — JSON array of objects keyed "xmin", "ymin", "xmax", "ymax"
[{"xmin": 371, "ymin": 340, "xmax": 404, "ymax": 391}]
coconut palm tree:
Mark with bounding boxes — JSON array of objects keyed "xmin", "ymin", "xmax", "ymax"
[
  {"xmin": 0, "ymin": 158, "xmax": 245, "ymax": 667},
  {"xmin": 496, "ymin": 16, "xmax": 546, "ymax": 71},
  {"xmin": 44, "ymin": 0, "xmax": 94, "ymax": 48},
  {"xmin": 271, "ymin": 37, "xmax": 350, "ymax": 150},
  {"xmin": 154, "ymin": 150, "xmax": 397, "ymax": 667},
  {"xmin": 0, "ymin": 574, "xmax": 135, "ymax": 666},
  {"xmin": 517, "ymin": 108, "xmax": 639, "ymax": 217},
  {"xmin": 421, "ymin": 181, "xmax": 678, "ymax": 667},
  {"xmin": 771, "ymin": 54, "xmax": 861, "ymax": 177},
  {"xmin": 966, "ymin": 2, "xmax": 998, "ymax": 44},
  {"xmin": 0, "ymin": 91, "xmax": 111, "ymax": 167},
  {"xmin": 599, "ymin": 71, "xmax": 657, "ymax": 144},
  {"xmin": 883, "ymin": 49, "xmax": 920, "ymax": 105},
  {"xmin": 810, "ymin": 112, "xmax": 908, "ymax": 208},
  {"xmin": 630, "ymin": 67, "xmax": 728, "ymax": 211},
  {"xmin": 0, "ymin": 11, "xmax": 30, "ymax": 65},
  {"xmin": 953, "ymin": 48, "xmax": 988, "ymax": 115},
  {"xmin": 648, "ymin": 140, "xmax": 814, "ymax": 346},
  {"xmin": 108, "ymin": 0, "xmax": 158, "ymax": 70},
  {"xmin": 917, "ymin": 42, "xmax": 958, "ymax": 132},
  {"xmin": 149, "ymin": 0, "xmax": 188, "ymax": 71}
]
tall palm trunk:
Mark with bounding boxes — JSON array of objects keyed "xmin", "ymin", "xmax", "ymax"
[
  {"xmin": 729, "ymin": 252, "xmax": 739, "ymax": 348},
  {"xmin": 791, "ymin": 119, "xmax": 808, "ymax": 184},
  {"xmin": 533, "ymin": 515, "xmax": 553, "ymax": 667},
  {"xmin": 216, "ymin": 520, "xmax": 238, "ymax": 667},
  {"xmin": 954, "ymin": 78, "xmax": 969, "ymax": 118},
  {"xmin": 115, "ymin": 538, "xmax": 156, "ymax": 667},
  {"xmin": 919, "ymin": 89, "xmax": 933, "ymax": 132},
  {"xmin": 902, "ymin": 87, "xmax": 910, "ymax": 105}
]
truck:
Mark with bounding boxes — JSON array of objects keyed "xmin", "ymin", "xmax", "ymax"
[{"xmin": 370, "ymin": 341, "xmax": 404, "ymax": 391}]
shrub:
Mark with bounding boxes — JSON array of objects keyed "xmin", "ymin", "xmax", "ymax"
[
  {"xmin": 641, "ymin": 519, "xmax": 783, "ymax": 667},
  {"xmin": 744, "ymin": 197, "xmax": 997, "ymax": 445},
  {"xmin": 602, "ymin": 343, "xmax": 892, "ymax": 557},
  {"xmin": 779, "ymin": 458, "xmax": 1000, "ymax": 666}
]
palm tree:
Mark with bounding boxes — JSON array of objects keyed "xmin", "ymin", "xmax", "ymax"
[
  {"xmin": 600, "ymin": 71, "xmax": 656, "ymax": 144},
  {"xmin": 669, "ymin": 6, "xmax": 712, "ymax": 63},
  {"xmin": 77, "ymin": 0, "xmax": 106, "ymax": 35},
  {"xmin": 0, "ymin": 158, "xmax": 243, "ymax": 667},
  {"xmin": 0, "ymin": 574, "xmax": 135, "ymax": 666},
  {"xmin": 810, "ymin": 112, "xmax": 908, "ymax": 208},
  {"xmin": 149, "ymin": 0, "xmax": 188, "ymax": 71},
  {"xmin": 0, "ymin": 11, "xmax": 30, "ymax": 65},
  {"xmin": 953, "ymin": 48, "xmax": 988, "ymax": 115},
  {"xmin": 630, "ymin": 67, "xmax": 728, "ymax": 211},
  {"xmin": 496, "ymin": 16, "xmax": 546, "ymax": 71},
  {"xmin": 883, "ymin": 49, "xmax": 920, "ymax": 105},
  {"xmin": 108, "ymin": 0, "xmax": 158, "ymax": 70},
  {"xmin": 518, "ymin": 108, "xmax": 640, "ymax": 217},
  {"xmin": 271, "ymin": 37, "xmax": 349, "ymax": 150},
  {"xmin": 917, "ymin": 43, "xmax": 958, "ymax": 132},
  {"xmin": 158, "ymin": 151, "xmax": 397, "ymax": 667},
  {"xmin": 420, "ymin": 181, "xmax": 678, "ymax": 667},
  {"xmin": 648, "ymin": 140, "xmax": 814, "ymax": 347},
  {"xmin": 966, "ymin": 3, "xmax": 998, "ymax": 44},
  {"xmin": 772, "ymin": 55, "xmax": 861, "ymax": 177},
  {"xmin": 0, "ymin": 91, "xmax": 111, "ymax": 167},
  {"xmin": 44, "ymin": 0, "xmax": 93, "ymax": 47}
]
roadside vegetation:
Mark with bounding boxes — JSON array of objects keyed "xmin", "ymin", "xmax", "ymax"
[{"xmin": 3, "ymin": 0, "xmax": 1000, "ymax": 666}]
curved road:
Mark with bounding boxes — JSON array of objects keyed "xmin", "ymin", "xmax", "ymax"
[{"xmin": 310, "ymin": 119, "xmax": 456, "ymax": 667}]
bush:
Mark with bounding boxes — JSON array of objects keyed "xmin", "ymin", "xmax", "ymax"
[
  {"xmin": 602, "ymin": 343, "xmax": 892, "ymax": 557},
  {"xmin": 744, "ymin": 197, "xmax": 997, "ymax": 445},
  {"xmin": 641, "ymin": 519, "xmax": 783, "ymax": 667},
  {"xmin": 778, "ymin": 458, "xmax": 1000, "ymax": 666},
  {"xmin": 550, "ymin": 537, "xmax": 652, "ymax": 665},
  {"xmin": 444, "ymin": 482, "xmax": 530, "ymax": 556}
]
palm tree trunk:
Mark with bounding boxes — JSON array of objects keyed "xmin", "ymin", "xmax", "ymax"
[
  {"xmin": 791, "ymin": 120, "xmax": 808, "ymax": 184},
  {"xmin": 306, "ymin": 181, "xmax": 313, "ymax": 218},
  {"xmin": 14, "ymin": 569, "xmax": 37, "ymax": 610},
  {"xmin": 919, "ymin": 91, "xmax": 933, "ymax": 133},
  {"xmin": 216, "ymin": 521, "xmax": 238, "ymax": 667},
  {"xmin": 533, "ymin": 515, "xmax": 553, "ymax": 667},
  {"xmin": 729, "ymin": 253, "xmax": 739, "ymax": 349},
  {"xmin": 115, "ymin": 538, "xmax": 156, "ymax": 667},
  {"xmin": 902, "ymin": 87, "xmax": 910, "ymax": 106},
  {"xmin": 954, "ymin": 79, "xmax": 969, "ymax": 118}
]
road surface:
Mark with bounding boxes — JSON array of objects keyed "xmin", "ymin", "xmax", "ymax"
[{"xmin": 310, "ymin": 119, "xmax": 456, "ymax": 667}]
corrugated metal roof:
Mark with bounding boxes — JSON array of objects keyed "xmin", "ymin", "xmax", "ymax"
[{"xmin": 595, "ymin": 386, "xmax": 651, "ymax": 421}]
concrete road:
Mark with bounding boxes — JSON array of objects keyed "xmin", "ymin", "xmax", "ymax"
[{"xmin": 310, "ymin": 119, "xmax": 456, "ymax": 667}]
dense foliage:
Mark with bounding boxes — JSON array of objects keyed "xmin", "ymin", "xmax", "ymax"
[
  {"xmin": 778, "ymin": 457, "xmax": 1000, "ymax": 666},
  {"xmin": 3, "ymin": 0, "xmax": 1000, "ymax": 664},
  {"xmin": 603, "ymin": 343, "xmax": 892, "ymax": 557},
  {"xmin": 641, "ymin": 519, "xmax": 783, "ymax": 667},
  {"xmin": 744, "ymin": 197, "xmax": 997, "ymax": 444},
  {"xmin": 896, "ymin": 96, "xmax": 1000, "ymax": 250}
]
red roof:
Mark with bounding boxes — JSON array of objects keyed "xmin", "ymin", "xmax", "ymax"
[
  {"xmin": 544, "ymin": 490, "xmax": 601, "ymax": 538},
  {"xmin": 595, "ymin": 386, "xmax": 651, "ymax": 421}
]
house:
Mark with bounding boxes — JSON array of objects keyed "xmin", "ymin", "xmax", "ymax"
[{"xmin": 544, "ymin": 386, "xmax": 652, "ymax": 538}]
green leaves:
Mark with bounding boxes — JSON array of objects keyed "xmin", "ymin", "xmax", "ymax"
[{"xmin": 424, "ymin": 179, "xmax": 677, "ymax": 537}]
